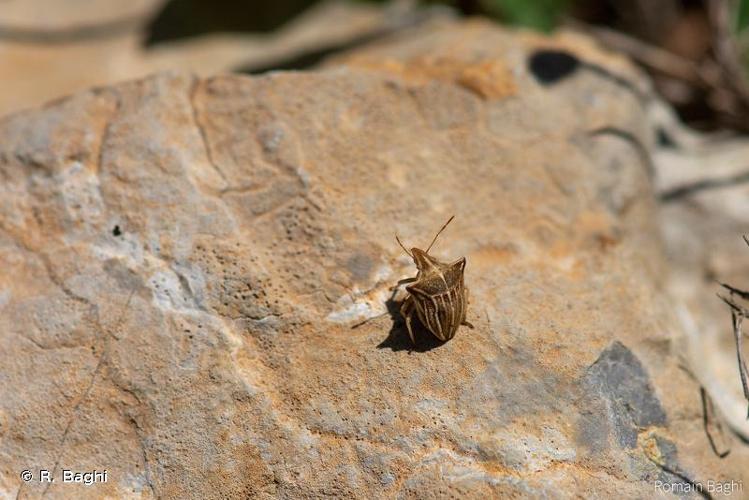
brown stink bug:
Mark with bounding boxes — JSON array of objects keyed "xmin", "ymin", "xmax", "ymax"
[{"xmin": 394, "ymin": 216, "xmax": 473, "ymax": 344}]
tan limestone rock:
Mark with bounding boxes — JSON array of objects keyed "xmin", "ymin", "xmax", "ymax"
[{"xmin": 1, "ymin": 20, "xmax": 746, "ymax": 499}]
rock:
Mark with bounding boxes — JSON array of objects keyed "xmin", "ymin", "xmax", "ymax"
[
  {"xmin": 0, "ymin": 19, "xmax": 746, "ymax": 499},
  {"xmin": 0, "ymin": 0, "xmax": 439, "ymax": 117},
  {"xmin": 582, "ymin": 341, "xmax": 668, "ymax": 450},
  {"xmin": 0, "ymin": 0, "xmax": 159, "ymax": 30},
  {"xmin": 650, "ymin": 100, "xmax": 749, "ymax": 441}
]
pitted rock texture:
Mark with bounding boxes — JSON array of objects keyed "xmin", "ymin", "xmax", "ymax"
[{"xmin": 1, "ymin": 20, "xmax": 747, "ymax": 499}]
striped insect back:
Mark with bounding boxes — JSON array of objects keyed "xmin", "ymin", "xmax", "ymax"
[{"xmin": 395, "ymin": 217, "xmax": 473, "ymax": 344}]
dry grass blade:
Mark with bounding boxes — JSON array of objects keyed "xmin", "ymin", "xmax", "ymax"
[
  {"xmin": 720, "ymin": 293, "xmax": 749, "ymax": 420},
  {"xmin": 701, "ymin": 387, "xmax": 731, "ymax": 458},
  {"xmin": 730, "ymin": 308, "xmax": 749, "ymax": 418},
  {"xmin": 718, "ymin": 293, "xmax": 749, "ymax": 418}
]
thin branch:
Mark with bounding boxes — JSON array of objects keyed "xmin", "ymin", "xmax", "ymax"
[
  {"xmin": 708, "ymin": 0, "xmax": 749, "ymax": 101},
  {"xmin": 567, "ymin": 21, "xmax": 715, "ymax": 86},
  {"xmin": 720, "ymin": 282, "xmax": 749, "ymax": 301}
]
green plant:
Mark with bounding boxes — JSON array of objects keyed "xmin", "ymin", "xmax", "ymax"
[
  {"xmin": 480, "ymin": 0, "xmax": 571, "ymax": 32},
  {"xmin": 737, "ymin": 0, "xmax": 749, "ymax": 79}
]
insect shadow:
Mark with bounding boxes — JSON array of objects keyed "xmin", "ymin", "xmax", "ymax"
[{"xmin": 373, "ymin": 288, "xmax": 446, "ymax": 353}]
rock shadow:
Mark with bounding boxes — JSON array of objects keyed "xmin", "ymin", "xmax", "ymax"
[
  {"xmin": 145, "ymin": 0, "xmax": 320, "ymax": 46},
  {"xmin": 375, "ymin": 292, "xmax": 446, "ymax": 353}
]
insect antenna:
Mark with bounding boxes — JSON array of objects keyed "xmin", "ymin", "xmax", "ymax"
[
  {"xmin": 395, "ymin": 234, "xmax": 413, "ymax": 258},
  {"xmin": 425, "ymin": 215, "xmax": 455, "ymax": 253}
]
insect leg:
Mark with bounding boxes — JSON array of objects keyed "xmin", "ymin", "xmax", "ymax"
[
  {"xmin": 400, "ymin": 296, "xmax": 416, "ymax": 345},
  {"xmin": 390, "ymin": 277, "xmax": 417, "ymax": 291},
  {"xmin": 461, "ymin": 287, "xmax": 474, "ymax": 328}
]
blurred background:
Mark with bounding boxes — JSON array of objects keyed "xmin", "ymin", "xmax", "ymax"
[{"xmin": 1, "ymin": 0, "xmax": 748, "ymax": 133}]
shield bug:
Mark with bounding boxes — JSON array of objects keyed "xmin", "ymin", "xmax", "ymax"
[{"xmin": 394, "ymin": 216, "xmax": 473, "ymax": 344}]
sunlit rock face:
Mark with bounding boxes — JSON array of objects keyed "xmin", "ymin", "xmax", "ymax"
[{"xmin": 1, "ymin": 20, "xmax": 746, "ymax": 499}]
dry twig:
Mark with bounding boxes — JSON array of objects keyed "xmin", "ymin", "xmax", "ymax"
[
  {"xmin": 718, "ymin": 285, "xmax": 749, "ymax": 419},
  {"xmin": 701, "ymin": 386, "xmax": 731, "ymax": 457}
]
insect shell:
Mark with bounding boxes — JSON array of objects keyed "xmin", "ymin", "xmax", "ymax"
[{"xmin": 395, "ymin": 216, "xmax": 473, "ymax": 344}]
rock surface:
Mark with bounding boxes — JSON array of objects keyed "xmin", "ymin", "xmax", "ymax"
[{"xmin": 1, "ymin": 19, "xmax": 747, "ymax": 499}]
